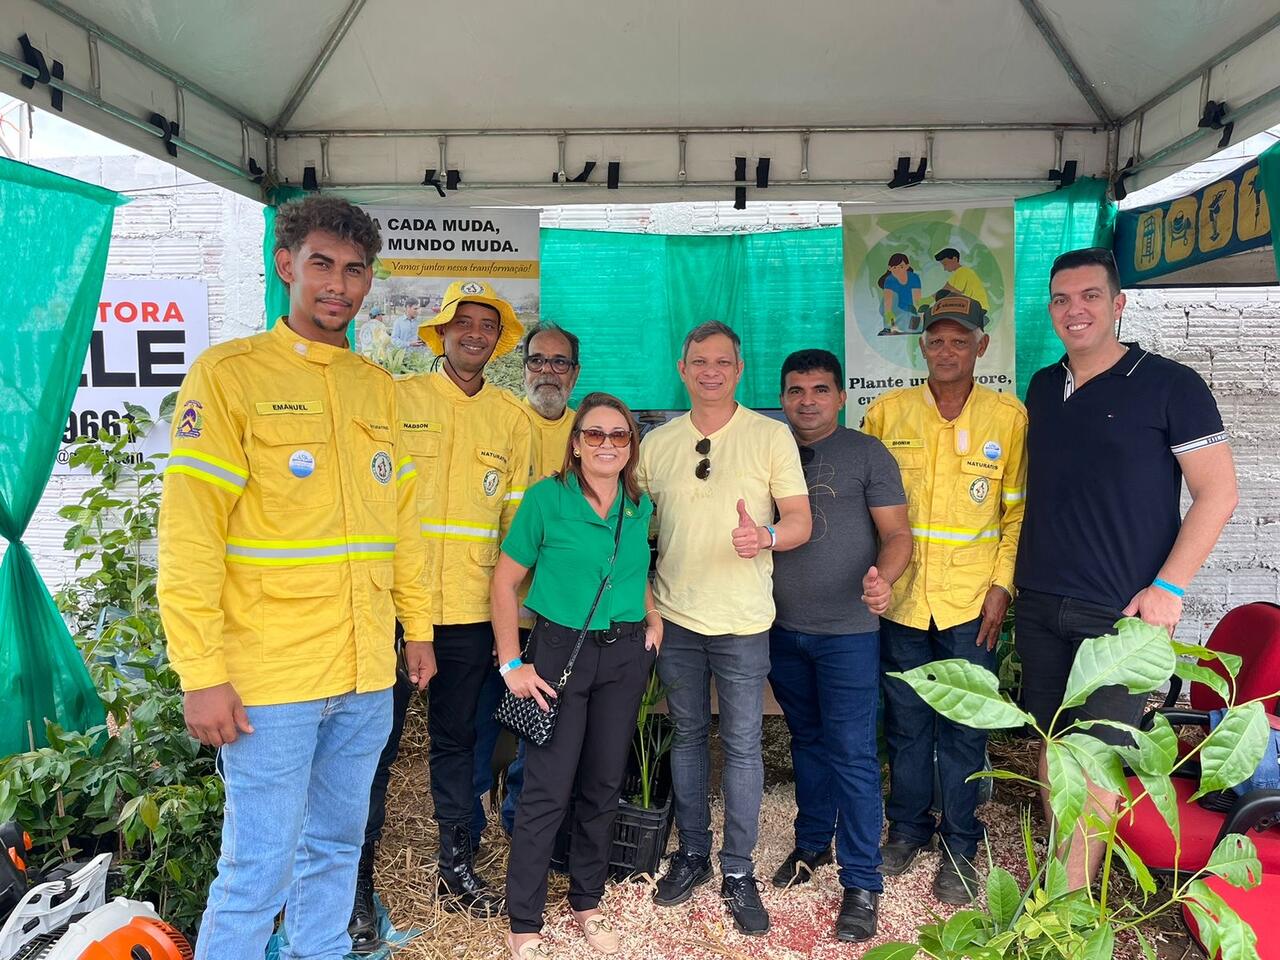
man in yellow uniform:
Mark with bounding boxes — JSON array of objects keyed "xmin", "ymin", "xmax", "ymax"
[
  {"xmin": 470, "ymin": 321, "xmax": 581, "ymax": 843},
  {"xmin": 355, "ymin": 279, "xmax": 531, "ymax": 931},
  {"xmin": 159, "ymin": 196, "xmax": 433, "ymax": 960},
  {"xmin": 862, "ymin": 294, "xmax": 1025, "ymax": 906}
]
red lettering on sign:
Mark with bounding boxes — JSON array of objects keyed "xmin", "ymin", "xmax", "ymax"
[{"xmin": 96, "ymin": 301, "xmax": 187, "ymax": 324}]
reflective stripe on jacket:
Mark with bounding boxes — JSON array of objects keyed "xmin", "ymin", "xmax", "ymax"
[
  {"xmin": 396, "ymin": 370, "xmax": 533, "ymax": 624},
  {"xmin": 157, "ymin": 320, "xmax": 432, "ymax": 705}
]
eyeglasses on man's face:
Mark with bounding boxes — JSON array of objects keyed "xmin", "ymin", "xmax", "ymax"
[
  {"xmin": 524, "ymin": 354, "xmax": 576, "ymax": 374},
  {"xmin": 579, "ymin": 427, "xmax": 632, "ymax": 448}
]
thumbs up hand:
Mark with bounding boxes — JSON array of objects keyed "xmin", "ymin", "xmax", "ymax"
[
  {"xmin": 861, "ymin": 565, "xmax": 892, "ymax": 615},
  {"xmin": 732, "ymin": 498, "xmax": 764, "ymax": 559}
]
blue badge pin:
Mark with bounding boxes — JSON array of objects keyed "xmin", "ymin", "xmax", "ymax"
[
  {"xmin": 289, "ymin": 450, "xmax": 316, "ymax": 478},
  {"xmin": 983, "ymin": 440, "xmax": 1002, "ymax": 460}
]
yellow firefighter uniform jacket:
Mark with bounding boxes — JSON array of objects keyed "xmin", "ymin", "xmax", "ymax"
[
  {"xmin": 863, "ymin": 383, "xmax": 1027, "ymax": 631},
  {"xmin": 157, "ymin": 320, "xmax": 433, "ymax": 706},
  {"xmin": 396, "ymin": 370, "xmax": 533, "ymax": 624},
  {"xmin": 524, "ymin": 400, "xmax": 575, "ymax": 480}
]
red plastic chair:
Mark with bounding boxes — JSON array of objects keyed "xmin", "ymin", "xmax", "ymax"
[
  {"xmin": 1115, "ymin": 603, "xmax": 1280, "ymax": 875},
  {"xmin": 1182, "ymin": 873, "xmax": 1280, "ymax": 959}
]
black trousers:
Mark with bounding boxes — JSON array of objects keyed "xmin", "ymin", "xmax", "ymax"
[
  {"xmin": 365, "ymin": 621, "xmax": 495, "ymax": 849},
  {"xmin": 506, "ymin": 618, "xmax": 653, "ymax": 934}
]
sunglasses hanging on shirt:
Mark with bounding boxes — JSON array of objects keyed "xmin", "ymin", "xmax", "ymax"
[{"xmin": 695, "ymin": 437, "xmax": 711, "ymax": 480}]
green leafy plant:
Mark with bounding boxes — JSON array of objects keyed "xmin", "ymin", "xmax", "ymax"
[
  {"xmin": 632, "ymin": 669, "xmax": 675, "ymax": 809},
  {"xmin": 866, "ymin": 618, "xmax": 1268, "ymax": 960},
  {"xmin": 0, "ymin": 405, "xmax": 223, "ymax": 934}
]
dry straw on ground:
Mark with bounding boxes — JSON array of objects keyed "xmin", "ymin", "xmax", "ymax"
[{"xmin": 375, "ymin": 704, "xmax": 1190, "ymax": 959}]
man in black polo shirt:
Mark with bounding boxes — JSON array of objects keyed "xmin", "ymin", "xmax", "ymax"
[{"xmin": 1015, "ymin": 247, "xmax": 1238, "ymax": 889}]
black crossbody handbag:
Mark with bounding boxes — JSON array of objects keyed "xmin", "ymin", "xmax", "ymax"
[{"xmin": 492, "ymin": 503, "xmax": 626, "ymax": 747}]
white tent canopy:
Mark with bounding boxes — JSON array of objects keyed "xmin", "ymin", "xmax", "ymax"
[{"xmin": 3, "ymin": 0, "xmax": 1280, "ymax": 205}]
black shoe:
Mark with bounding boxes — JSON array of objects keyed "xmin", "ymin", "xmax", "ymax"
[
  {"xmin": 933, "ymin": 855, "xmax": 980, "ymax": 905},
  {"xmin": 770, "ymin": 846, "xmax": 834, "ymax": 889},
  {"xmin": 879, "ymin": 836, "xmax": 932, "ymax": 876},
  {"xmin": 437, "ymin": 823, "xmax": 507, "ymax": 918},
  {"xmin": 720, "ymin": 874, "xmax": 770, "ymax": 936},
  {"xmin": 347, "ymin": 845, "xmax": 381, "ymax": 955},
  {"xmin": 834, "ymin": 887, "xmax": 879, "ymax": 943},
  {"xmin": 653, "ymin": 849, "xmax": 713, "ymax": 906}
]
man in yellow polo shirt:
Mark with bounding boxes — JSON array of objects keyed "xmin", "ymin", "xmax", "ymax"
[
  {"xmin": 862, "ymin": 294, "xmax": 1025, "ymax": 907},
  {"xmin": 159, "ymin": 196, "xmax": 432, "ymax": 960},
  {"xmin": 638, "ymin": 321, "xmax": 811, "ymax": 937}
]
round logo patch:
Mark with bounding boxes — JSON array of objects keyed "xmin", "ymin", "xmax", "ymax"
[
  {"xmin": 983, "ymin": 440, "xmax": 1002, "ymax": 461},
  {"xmin": 969, "ymin": 477, "xmax": 990, "ymax": 505},
  {"xmin": 289, "ymin": 450, "xmax": 315, "ymax": 479},
  {"xmin": 482, "ymin": 468, "xmax": 500, "ymax": 497},
  {"xmin": 371, "ymin": 451, "xmax": 393, "ymax": 485},
  {"xmin": 460, "ymin": 281, "xmax": 486, "ymax": 295}
]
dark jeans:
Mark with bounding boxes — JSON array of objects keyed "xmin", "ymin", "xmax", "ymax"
[
  {"xmin": 880, "ymin": 616, "xmax": 994, "ymax": 862},
  {"xmin": 506, "ymin": 618, "xmax": 652, "ymax": 934},
  {"xmin": 657, "ymin": 620, "xmax": 770, "ymax": 877},
  {"xmin": 472, "ymin": 637, "xmax": 529, "ymax": 841},
  {"xmin": 365, "ymin": 621, "xmax": 495, "ymax": 849},
  {"xmin": 1015, "ymin": 588, "xmax": 1145, "ymax": 746},
  {"xmin": 768, "ymin": 627, "xmax": 883, "ymax": 891}
]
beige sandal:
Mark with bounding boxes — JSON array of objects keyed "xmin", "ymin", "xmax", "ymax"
[
  {"xmin": 578, "ymin": 914, "xmax": 621, "ymax": 955},
  {"xmin": 506, "ymin": 932, "xmax": 552, "ymax": 960}
]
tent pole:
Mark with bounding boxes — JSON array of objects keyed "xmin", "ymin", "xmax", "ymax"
[
  {"xmin": 1015, "ymin": 0, "xmax": 1114, "ymax": 124},
  {"xmin": 272, "ymin": 0, "xmax": 369, "ymax": 132}
]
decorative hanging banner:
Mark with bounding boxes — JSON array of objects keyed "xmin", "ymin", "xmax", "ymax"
[
  {"xmin": 841, "ymin": 202, "xmax": 1016, "ymax": 411},
  {"xmin": 1114, "ymin": 155, "xmax": 1271, "ymax": 287},
  {"xmin": 55, "ymin": 279, "xmax": 209, "ymax": 474},
  {"xmin": 356, "ymin": 207, "xmax": 540, "ymax": 387}
]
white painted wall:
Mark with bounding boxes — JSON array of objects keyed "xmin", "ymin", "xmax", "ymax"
[{"xmin": 16, "ymin": 159, "xmax": 1275, "ymax": 645}]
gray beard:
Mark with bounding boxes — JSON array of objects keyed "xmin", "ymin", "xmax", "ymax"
[{"xmin": 527, "ymin": 385, "xmax": 568, "ymax": 420}]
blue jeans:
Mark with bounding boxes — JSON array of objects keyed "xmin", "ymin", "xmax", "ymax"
[
  {"xmin": 880, "ymin": 617, "xmax": 993, "ymax": 862},
  {"xmin": 657, "ymin": 620, "xmax": 770, "ymax": 877},
  {"xmin": 195, "ymin": 689, "xmax": 392, "ymax": 960},
  {"xmin": 472, "ymin": 667, "xmax": 525, "ymax": 839},
  {"xmin": 768, "ymin": 627, "xmax": 883, "ymax": 891}
]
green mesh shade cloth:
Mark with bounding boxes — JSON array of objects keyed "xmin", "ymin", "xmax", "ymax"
[
  {"xmin": 1258, "ymin": 140, "xmax": 1280, "ymax": 281},
  {"xmin": 541, "ymin": 227, "xmax": 845, "ymax": 409},
  {"xmin": 0, "ymin": 157, "xmax": 127, "ymax": 755},
  {"xmin": 1013, "ymin": 178, "xmax": 1116, "ymax": 397}
]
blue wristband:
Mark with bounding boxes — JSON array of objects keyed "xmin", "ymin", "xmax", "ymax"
[
  {"xmin": 1152, "ymin": 578, "xmax": 1185, "ymax": 599},
  {"xmin": 764, "ymin": 525, "xmax": 777, "ymax": 548},
  {"xmin": 499, "ymin": 657, "xmax": 523, "ymax": 676}
]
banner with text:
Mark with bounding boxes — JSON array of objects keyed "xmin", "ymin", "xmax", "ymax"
[
  {"xmin": 357, "ymin": 207, "xmax": 540, "ymax": 386},
  {"xmin": 841, "ymin": 202, "xmax": 1016, "ymax": 411},
  {"xmin": 55, "ymin": 279, "xmax": 209, "ymax": 473}
]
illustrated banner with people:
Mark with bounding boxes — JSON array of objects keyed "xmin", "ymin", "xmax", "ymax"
[
  {"xmin": 355, "ymin": 206, "xmax": 540, "ymax": 386},
  {"xmin": 841, "ymin": 202, "xmax": 1016, "ymax": 411}
]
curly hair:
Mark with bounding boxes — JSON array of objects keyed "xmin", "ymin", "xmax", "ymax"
[{"xmin": 273, "ymin": 196, "xmax": 381, "ymax": 265}]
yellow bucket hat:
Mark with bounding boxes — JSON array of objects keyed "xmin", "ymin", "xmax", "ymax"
[{"xmin": 419, "ymin": 279, "xmax": 524, "ymax": 357}]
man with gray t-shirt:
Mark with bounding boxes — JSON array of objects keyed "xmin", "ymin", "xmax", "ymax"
[{"xmin": 769, "ymin": 350, "xmax": 911, "ymax": 944}]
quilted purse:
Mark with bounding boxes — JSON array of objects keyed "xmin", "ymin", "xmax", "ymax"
[{"xmin": 493, "ymin": 503, "xmax": 625, "ymax": 746}]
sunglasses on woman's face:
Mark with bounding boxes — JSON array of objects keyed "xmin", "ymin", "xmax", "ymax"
[
  {"xmin": 579, "ymin": 428, "xmax": 632, "ymax": 448},
  {"xmin": 695, "ymin": 437, "xmax": 711, "ymax": 480}
]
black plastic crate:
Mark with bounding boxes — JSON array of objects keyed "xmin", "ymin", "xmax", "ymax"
[{"xmin": 608, "ymin": 751, "xmax": 674, "ymax": 881}]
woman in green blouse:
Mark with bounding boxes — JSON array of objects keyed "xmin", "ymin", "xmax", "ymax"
[{"xmin": 492, "ymin": 392, "xmax": 661, "ymax": 959}]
